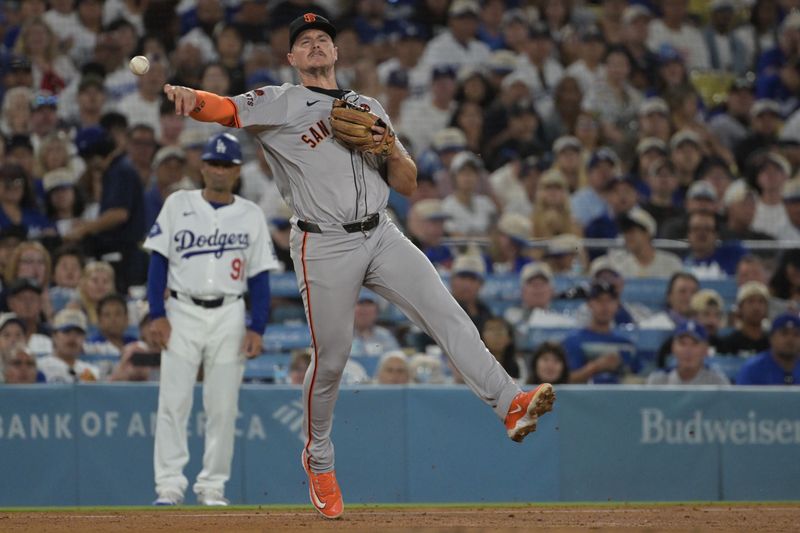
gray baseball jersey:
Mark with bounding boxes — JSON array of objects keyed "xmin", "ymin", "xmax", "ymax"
[
  {"xmin": 224, "ymin": 84, "xmax": 520, "ymax": 474},
  {"xmin": 229, "ymin": 85, "xmax": 391, "ymax": 223}
]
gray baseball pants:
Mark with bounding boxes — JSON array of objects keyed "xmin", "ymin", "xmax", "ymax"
[{"xmin": 289, "ymin": 212, "xmax": 520, "ymax": 473}]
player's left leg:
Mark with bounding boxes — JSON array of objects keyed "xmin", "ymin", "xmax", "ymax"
[
  {"xmin": 364, "ymin": 220, "xmax": 555, "ymax": 437},
  {"xmin": 192, "ymin": 301, "xmax": 246, "ymax": 504}
]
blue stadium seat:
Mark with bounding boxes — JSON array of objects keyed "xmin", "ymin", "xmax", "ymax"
[
  {"xmin": 262, "ymin": 324, "xmax": 311, "ymax": 351},
  {"xmin": 707, "ymin": 354, "xmax": 748, "ymax": 381},
  {"xmin": 270, "ymin": 272, "xmax": 301, "ymax": 298},
  {"xmin": 244, "ymin": 353, "xmax": 292, "ymax": 382},
  {"xmin": 351, "ymin": 355, "xmax": 380, "ymax": 377}
]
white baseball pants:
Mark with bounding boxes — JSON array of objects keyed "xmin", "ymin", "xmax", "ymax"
[{"xmin": 153, "ymin": 297, "xmax": 246, "ymax": 500}]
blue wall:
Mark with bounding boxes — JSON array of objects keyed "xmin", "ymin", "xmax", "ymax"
[{"xmin": 0, "ymin": 385, "xmax": 798, "ymax": 506}]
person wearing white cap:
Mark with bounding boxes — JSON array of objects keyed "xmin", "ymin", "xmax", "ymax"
[
  {"xmin": 441, "ymin": 152, "xmax": 497, "ymax": 236},
  {"xmin": 37, "ymin": 309, "xmax": 98, "ymax": 384},
  {"xmin": 646, "ymin": 0, "xmax": 710, "ymax": 70},
  {"xmin": 717, "ymin": 281, "xmax": 771, "ymax": 357},
  {"xmin": 144, "ymin": 146, "xmax": 188, "ymax": 231},
  {"xmin": 449, "ymin": 253, "xmax": 493, "ymax": 333},
  {"xmin": 602, "ymin": 206, "xmax": 683, "ymax": 279},
  {"xmin": 490, "ymin": 212, "xmax": 533, "ymax": 274},
  {"xmin": 541, "ymin": 135, "xmax": 583, "ymax": 192},
  {"xmin": 670, "ymin": 128, "xmax": 705, "ymax": 188},
  {"xmin": 661, "ymin": 179, "xmax": 720, "ymax": 240},
  {"xmin": 734, "ymin": 100, "xmax": 784, "ymax": 173},
  {"xmin": 504, "ymin": 262, "xmax": 576, "ymax": 335},
  {"xmin": 406, "ymin": 199, "xmax": 453, "ymax": 270},
  {"xmin": 719, "ymin": 179, "xmax": 775, "ymax": 241},
  {"xmin": 752, "ymin": 153, "xmax": 793, "ymax": 239}
]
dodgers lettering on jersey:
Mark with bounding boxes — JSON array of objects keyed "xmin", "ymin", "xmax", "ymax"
[
  {"xmin": 144, "ymin": 190, "xmax": 279, "ymax": 297},
  {"xmin": 174, "ymin": 229, "xmax": 250, "ymax": 258},
  {"xmin": 228, "ymin": 84, "xmax": 403, "ymax": 224}
]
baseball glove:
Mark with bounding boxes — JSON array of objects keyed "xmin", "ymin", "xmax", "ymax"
[{"xmin": 330, "ymin": 99, "xmax": 395, "ymax": 157}]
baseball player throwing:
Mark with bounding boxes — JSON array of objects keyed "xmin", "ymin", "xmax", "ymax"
[
  {"xmin": 164, "ymin": 13, "xmax": 555, "ymax": 518},
  {"xmin": 144, "ymin": 132, "xmax": 279, "ymax": 506}
]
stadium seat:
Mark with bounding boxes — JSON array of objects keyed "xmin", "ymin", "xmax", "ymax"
[
  {"xmin": 263, "ymin": 324, "xmax": 311, "ymax": 351},
  {"xmin": 244, "ymin": 353, "xmax": 292, "ymax": 382}
]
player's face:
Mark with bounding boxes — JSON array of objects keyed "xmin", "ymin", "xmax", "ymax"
[
  {"xmin": 288, "ymin": 29, "xmax": 338, "ymax": 71},
  {"xmin": 201, "ymin": 161, "xmax": 240, "ymax": 193}
]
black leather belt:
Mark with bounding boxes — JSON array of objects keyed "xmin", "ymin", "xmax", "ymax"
[
  {"xmin": 297, "ymin": 213, "xmax": 379, "ymax": 234},
  {"xmin": 170, "ymin": 290, "xmax": 241, "ymax": 309}
]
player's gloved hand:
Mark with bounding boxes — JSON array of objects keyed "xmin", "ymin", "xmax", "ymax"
[
  {"xmin": 163, "ymin": 84, "xmax": 197, "ymax": 116},
  {"xmin": 151, "ymin": 317, "xmax": 172, "ymax": 350},
  {"xmin": 330, "ymin": 99, "xmax": 395, "ymax": 157},
  {"xmin": 241, "ymin": 330, "xmax": 263, "ymax": 359}
]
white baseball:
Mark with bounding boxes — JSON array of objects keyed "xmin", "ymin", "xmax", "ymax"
[{"xmin": 129, "ymin": 55, "xmax": 150, "ymax": 76}]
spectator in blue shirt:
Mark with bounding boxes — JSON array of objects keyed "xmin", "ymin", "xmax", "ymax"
[
  {"xmin": 563, "ymin": 280, "xmax": 637, "ymax": 384},
  {"xmin": 67, "ymin": 126, "xmax": 146, "ymax": 293},
  {"xmin": 737, "ymin": 312, "xmax": 800, "ymax": 385},
  {"xmin": 571, "ymin": 147, "xmax": 619, "ymax": 229},
  {"xmin": 684, "ymin": 211, "xmax": 747, "ymax": 278},
  {"xmin": 755, "ymin": 12, "xmax": 800, "ymax": 111}
]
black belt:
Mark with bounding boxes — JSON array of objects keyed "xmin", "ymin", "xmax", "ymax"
[
  {"xmin": 170, "ymin": 290, "xmax": 241, "ymax": 309},
  {"xmin": 297, "ymin": 213, "xmax": 379, "ymax": 234}
]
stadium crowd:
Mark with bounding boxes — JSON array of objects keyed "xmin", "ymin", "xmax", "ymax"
[{"xmin": 0, "ymin": 0, "xmax": 799, "ymax": 388}]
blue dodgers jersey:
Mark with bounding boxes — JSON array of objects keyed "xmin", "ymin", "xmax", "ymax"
[
  {"xmin": 563, "ymin": 329, "xmax": 638, "ymax": 384},
  {"xmin": 736, "ymin": 351, "xmax": 800, "ymax": 385}
]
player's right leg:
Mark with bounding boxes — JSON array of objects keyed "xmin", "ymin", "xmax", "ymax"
[
  {"xmin": 289, "ymin": 229, "xmax": 368, "ymax": 518},
  {"xmin": 153, "ymin": 298, "xmax": 204, "ymax": 505}
]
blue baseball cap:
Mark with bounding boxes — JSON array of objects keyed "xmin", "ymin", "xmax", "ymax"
[
  {"xmin": 75, "ymin": 126, "xmax": 115, "ymax": 159},
  {"xmin": 674, "ymin": 320, "xmax": 708, "ymax": 342},
  {"xmin": 201, "ymin": 133, "xmax": 242, "ymax": 165},
  {"xmin": 588, "ymin": 147, "xmax": 619, "ymax": 169},
  {"xmin": 770, "ymin": 313, "xmax": 800, "ymax": 335}
]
